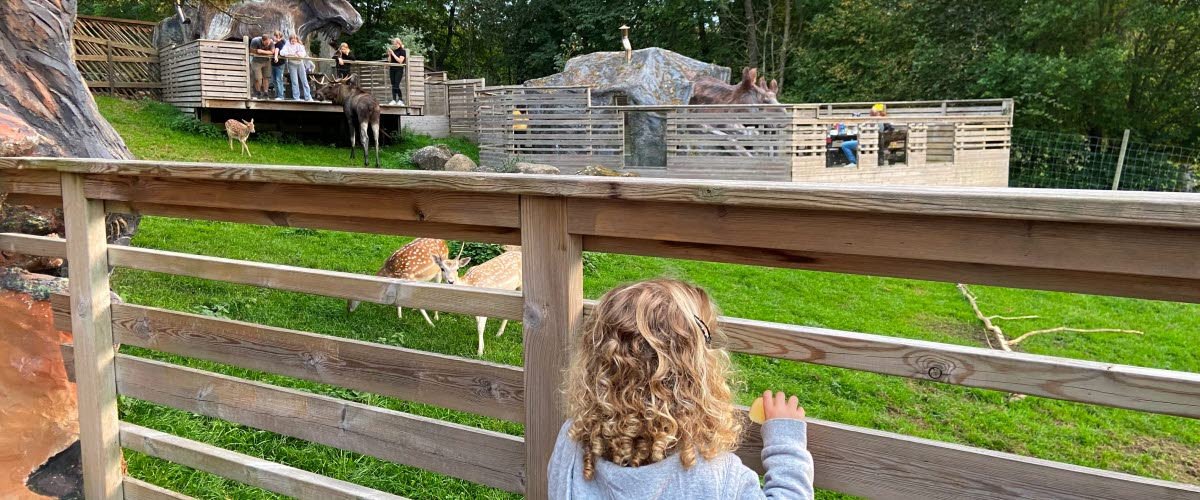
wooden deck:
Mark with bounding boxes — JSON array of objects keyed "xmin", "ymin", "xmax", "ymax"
[{"xmin": 204, "ymin": 97, "xmax": 423, "ymax": 116}]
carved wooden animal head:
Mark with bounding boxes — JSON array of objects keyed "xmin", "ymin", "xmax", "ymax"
[{"xmin": 729, "ymin": 68, "xmax": 779, "ymax": 105}]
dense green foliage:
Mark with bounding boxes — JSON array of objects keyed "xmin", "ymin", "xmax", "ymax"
[{"xmin": 80, "ymin": 0, "xmax": 1199, "ymax": 144}]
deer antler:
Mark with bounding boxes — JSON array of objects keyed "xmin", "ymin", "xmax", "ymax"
[{"xmin": 455, "ymin": 242, "xmax": 465, "ymax": 260}]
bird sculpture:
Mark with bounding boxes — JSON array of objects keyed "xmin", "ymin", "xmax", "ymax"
[{"xmin": 620, "ymin": 25, "xmax": 632, "ymax": 63}]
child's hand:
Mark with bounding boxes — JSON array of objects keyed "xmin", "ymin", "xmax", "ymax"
[{"xmin": 759, "ymin": 390, "xmax": 805, "ymax": 422}]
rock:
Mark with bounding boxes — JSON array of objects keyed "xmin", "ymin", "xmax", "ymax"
[
  {"xmin": 410, "ymin": 144, "xmax": 455, "ymax": 170},
  {"xmin": 516, "ymin": 162, "xmax": 560, "ymax": 175},
  {"xmin": 443, "ymin": 154, "xmax": 478, "ymax": 172},
  {"xmin": 576, "ymin": 165, "xmax": 640, "ymax": 177},
  {"xmin": 526, "ymin": 48, "xmax": 730, "ymax": 167}
]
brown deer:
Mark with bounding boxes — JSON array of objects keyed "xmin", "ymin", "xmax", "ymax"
[
  {"xmin": 314, "ymin": 74, "xmax": 382, "ymax": 168},
  {"xmin": 435, "ymin": 247, "xmax": 522, "ymax": 356},
  {"xmin": 348, "ymin": 238, "xmax": 449, "ymax": 326},
  {"xmin": 224, "ymin": 119, "xmax": 256, "ymax": 156}
]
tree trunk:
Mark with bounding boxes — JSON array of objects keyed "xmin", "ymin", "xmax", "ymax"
[
  {"xmin": 438, "ymin": 0, "xmax": 458, "ymax": 70},
  {"xmin": 696, "ymin": 1, "xmax": 709, "ymax": 61},
  {"xmin": 744, "ymin": 0, "xmax": 758, "ymax": 70},
  {"xmin": 778, "ymin": 0, "xmax": 792, "ymax": 90},
  {"xmin": 0, "ymin": 0, "xmax": 141, "ymax": 255}
]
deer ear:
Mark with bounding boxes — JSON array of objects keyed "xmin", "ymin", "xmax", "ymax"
[
  {"xmin": 459, "ymin": 256, "xmax": 471, "ymax": 267},
  {"xmin": 433, "ymin": 254, "xmax": 444, "ymax": 265}
]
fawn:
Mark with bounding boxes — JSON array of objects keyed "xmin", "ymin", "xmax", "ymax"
[
  {"xmin": 225, "ymin": 119, "xmax": 256, "ymax": 156},
  {"xmin": 435, "ymin": 247, "xmax": 522, "ymax": 356},
  {"xmin": 349, "ymin": 238, "xmax": 452, "ymax": 326}
]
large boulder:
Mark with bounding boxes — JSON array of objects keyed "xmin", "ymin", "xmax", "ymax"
[
  {"xmin": 410, "ymin": 144, "xmax": 455, "ymax": 170},
  {"xmin": 444, "ymin": 154, "xmax": 478, "ymax": 172},
  {"xmin": 526, "ymin": 48, "xmax": 730, "ymax": 167},
  {"xmin": 516, "ymin": 162, "xmax": 561, "ymax": 175}
]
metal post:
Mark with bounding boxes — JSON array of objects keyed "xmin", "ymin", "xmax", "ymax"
[{"xmin": 1112, "ymin": 129, "xmax": 1130, "ymax": 190}]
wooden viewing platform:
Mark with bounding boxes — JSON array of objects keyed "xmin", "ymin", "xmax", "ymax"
[{"xmin": 1, "ymin": 157, "xmax": 1198, "ymax": 499}]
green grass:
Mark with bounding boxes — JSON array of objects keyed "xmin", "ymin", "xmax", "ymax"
[{"xmin": 95, "ymin": 97, "xmax": 1200, "ymax": 499}]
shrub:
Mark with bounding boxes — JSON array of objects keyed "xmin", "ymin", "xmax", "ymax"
[{"xmin": 168, "ymin": 113, "xmax": 223, "ymax": 139}]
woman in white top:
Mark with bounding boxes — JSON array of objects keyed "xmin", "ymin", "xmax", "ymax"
[{"xmin": 279, "ymin": 34, "xmax": 313, "ymax": 101}]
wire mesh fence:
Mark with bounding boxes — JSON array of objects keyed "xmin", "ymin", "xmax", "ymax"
[{"xmin": 1010, "ymin": 129, "xmax": 1200, "ymax": 192}]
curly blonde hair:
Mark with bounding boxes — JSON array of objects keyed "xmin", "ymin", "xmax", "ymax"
[{"xmin": 565, "ymin": 279, "xmax": 742, "ymax": 480}]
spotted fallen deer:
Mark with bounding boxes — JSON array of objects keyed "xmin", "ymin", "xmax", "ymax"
[
  {"xmin": 348, "ymin": 238, "xmax": 449, "ymax": 326},
  {"xmin": 224, "ymin": 118, "xmax": 256, "ymax": 156},
  {"xmin": 435, "ymin": 246, "xmax": 522, "ymax": 356},
  {"xmin": 314, "ymin": 74, "xmax": 381, "ymax": 168}
]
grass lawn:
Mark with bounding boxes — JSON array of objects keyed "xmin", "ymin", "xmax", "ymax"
[{"xmin": 95, "ymin": 97, "xmax": 1200, "ymax": 499}]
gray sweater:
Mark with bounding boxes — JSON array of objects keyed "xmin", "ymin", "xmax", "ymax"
[{"xmin": 548, "ymin": 419, "xmax": 814, "ymax": 499}]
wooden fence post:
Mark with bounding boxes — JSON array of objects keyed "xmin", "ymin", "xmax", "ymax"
[
  {"xmin": 1112, "ymin": 129, "xmax": 1131, "ymax": 190},
  {"xmin": 62, "ymin": 172, "xmax": 124, "ymax": 499},
  {"xmin": 105, "ymin": 39, "xmax": 116, "ymax": 97},
  {"xmin": 520, "ymin": 196, "xmax": 583, "ymax": 500}
]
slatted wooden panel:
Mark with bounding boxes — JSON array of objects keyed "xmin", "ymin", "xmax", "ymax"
[
  {"xmin": 159, "ymin": 42, "xmax": 202, "ymax": 114},
  {"xmin": 477, "ymin": 87, "xmax": 623, "ymax": 170},
  {"xmin": 406, "ymin": 55, "xmax": 425, "ymax": 110},
  {"xmin": 665, "ymin": 107, "xmax": 795, "ymax": 181},
  {"xmin": 198, "ymin": 40, "xmax": 248, "ymax": 101},
  {"xmin": 816, "ymin": 99, "xmax": 1012, "ymax": 118},
  {"xmin": 425, "ymin": 71, "xmax": 448, "ymax": 115},
  {"xmin": 906, "ymin": 123, "xmax": 928, "ymax": 166},
  {"xmin": 926, "ymin": 123, "xmax": 956, "ymax": 163},
  {"xmin": 351, "ymin": 63, "xmax": 390, "ymax": 103},
  {"xmin": 72, "ymin": 16, "xmax": 160, "ymax": 99},
  {"xmin": 446, "ymin": 79, "xmax": 484, "ymax": 140}
]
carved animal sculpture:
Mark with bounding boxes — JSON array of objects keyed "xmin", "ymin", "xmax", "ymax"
[
  {"xmin": 153, "ymin": 0, "xmax": 363, "ymax": 49},
  {"xmin": 435, "ymin": 248, "xmax": 522, "ymax": 356},
  {"xmin": 689, "ymin": 67, "xmax": 779, "ymax": 106},
  {"xmin": 224, "ymin": 118, "xmax": 255, "ymax": 156},
  {"xmin": 347, "ymin": 238, "xmax": 448, "ymax": 325},
  {"xmin": 315, "ymin": 74, "xmax": 381, "ymax": 167}
]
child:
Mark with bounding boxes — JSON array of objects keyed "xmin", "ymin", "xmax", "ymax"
[{"xmin": 550, "ymin": 279, "xmax": 814, "ymax": 499}]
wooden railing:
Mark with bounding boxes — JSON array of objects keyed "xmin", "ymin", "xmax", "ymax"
[
  {"xmin": 1, "ymin": 157, "xmax": 1198, "ymax": 500},
  {"xmin": 73, "ymin": 16, "xmax": 161, "ymax": 99}
]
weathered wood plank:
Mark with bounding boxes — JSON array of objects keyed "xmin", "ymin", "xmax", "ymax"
[
  {"xmin": 0, "ymin": 233, "xmax": 524, "ymax": 319},
  {"xmin": 4, "ymin": 158, "xmax": 1197, "ymax": 229},
  {"xmin": 567, "ymin": 199, "xmax": 1200, "ymax": 281},
  {"xmin": 61, "ymin": 173, "xmax": 124, "ymax": 500},
  {"xmin": 0, "ymin": 169, "xmax": 62, "ymax": 195},
  {"xmin": 54, "ymin": 297, "xmax": 526, "ymax": 422},
  {"xmin": 717, "ymin": 316, "xmax": 1200, "ymax": 419},
  {"xmin": 520, "ymin": 196, "xmax": 583, "ymax": 500},
  {"xmin": 102, "ymin": 200, "xmax": 522, "ymax": 245},
  {"xmin": 79, "ymin": 175, "xmax": 521, "ymax": 228},
  {"xmin": 120, "ymin": 423, "xmax": 410, "ymax": 500},
  {"xmin": 735, "ymin": 413, "xmax": 1200, "ymax": 500},
  {"xmin": 117, "ymin": 355, "xmax": 527, "ymax": 493},
  {"xmin": 123, "ymin": 478, "xmax": 197, "ymax": 500},
  {"xmin": 580, "ymin": 235, "xmax": 1200, "ymax": 303}
]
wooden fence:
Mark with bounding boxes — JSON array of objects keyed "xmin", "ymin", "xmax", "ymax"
[
  {"xmin": 477, "ymin": 87, "xmax": 623, "ymax": 169},
  {"xmin": 160, "ymin": 40, "xmax": 248, "ymax": 114},
  {"xmin": 445, "ymin": 79, "xmax": 486, "ymax": 140},
  {"xmin": 425, "ymin": 71, "xmax": 448, "ymax": 115},
  {"xmin": 73, "ymin": 15, "xmax": 161, "ymax": 99},
  {"xmin": 1, "ymin": 157, "xmax": 1198, "ymax": 500}
]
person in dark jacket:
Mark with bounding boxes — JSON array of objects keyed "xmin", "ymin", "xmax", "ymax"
[
  {"xmin": 333, "ymin": 42, "xmax": 356, "ymax": 79},
  {"xmin": 384, "ymin": 38, "xmax": 407, "ymax": 105}
]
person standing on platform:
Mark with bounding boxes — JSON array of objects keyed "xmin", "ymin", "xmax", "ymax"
[
  {"xmin": 280, "ymin": 34, "xmax": 314, "ymax": 101},
  {"xmin": 248, "ymin": 33, "xmax": 274, "ymax": 99},
  {"xmin": 384, "ymin": 38, "xmax": 407, "ymax": 105},
  {"xmin": 270, "ymin": 31, "xmax": 287, "ymax": 100},
  {"xmin": 333, "ymin": 42, "xmax": 356, "ymax": 79}
]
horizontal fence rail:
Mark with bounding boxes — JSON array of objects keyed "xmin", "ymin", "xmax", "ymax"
[{"xmin": 1, "ymin": 158, "xmax": 1198, "ymax": 500}]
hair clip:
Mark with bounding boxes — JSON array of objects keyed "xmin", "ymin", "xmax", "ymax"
[{"xmin": 692, "ymin": 314, "xmax": 712, "ymax": 346}]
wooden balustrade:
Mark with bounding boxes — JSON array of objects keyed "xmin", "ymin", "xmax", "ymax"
[{"xmin": 1, "ymin": 157, "xmax": 1198, "ymax": 500}]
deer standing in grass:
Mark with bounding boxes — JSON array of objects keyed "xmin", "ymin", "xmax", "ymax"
[
  {"xmin": 435, "ymin": 246, "xmax": 522, "ymax": 356},
  {"xmin": 224, "ymin": 119, "xmax": 256, "ymax": 156},
  {"xmin": 348, "ymin": 238, "xmax": 452, "ymax": 326}
]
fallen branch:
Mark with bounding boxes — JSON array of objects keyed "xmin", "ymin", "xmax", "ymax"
[{"xmin": 956, "ymin": 283, "xmax": 1145, "ymax": 400}]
